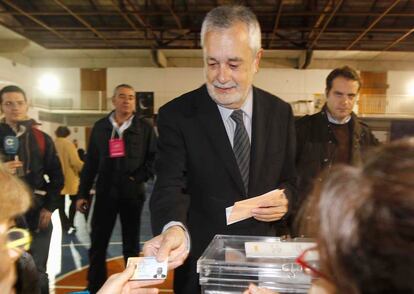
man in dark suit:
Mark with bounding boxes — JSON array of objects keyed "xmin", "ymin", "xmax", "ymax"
[{"xmin": 143, "ymin": 5, "xmax": 296, "ymax": 294}]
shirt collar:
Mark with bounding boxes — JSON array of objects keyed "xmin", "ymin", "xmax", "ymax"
[
  {"xmin": 326, "ymin": 110, "xmax": 351, "ymax": 125},
  {"xmin": 217, "ymin": 87, "xmax": 253, "ymax": 122},
  {"xmin": 109, "ymin": 112, "xmax": 134, "ymax": 136}
]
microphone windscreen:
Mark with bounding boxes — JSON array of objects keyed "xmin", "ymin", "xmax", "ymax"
[{"xmin": 4, "ymin": 136, "xmax": 19, "ymax": 155}]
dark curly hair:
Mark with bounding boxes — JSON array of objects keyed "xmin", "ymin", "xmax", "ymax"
[
  {"xmin": 325, "ymin": 66, "xmax": 361, "ymax": 94},
  {"xmin": 55, "ymin": 126, "xmax": 71, "ymax": 138}
]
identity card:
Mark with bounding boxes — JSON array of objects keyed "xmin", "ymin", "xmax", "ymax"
[{"xmin": 127, "ymin": 257, "xmax": 168, "ymax": 280}]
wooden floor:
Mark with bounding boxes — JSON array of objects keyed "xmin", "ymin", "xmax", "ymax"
[{"xmin": 54, "ymin": 256, "xmax": 174, "ymax": 293}]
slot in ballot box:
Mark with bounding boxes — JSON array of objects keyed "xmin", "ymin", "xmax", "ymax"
[{"xmin": 197, "ymin": 235, "xmax": 316, "ymax": 294}]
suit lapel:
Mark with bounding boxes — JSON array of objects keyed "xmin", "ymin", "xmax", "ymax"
[
  {"xmin": 196, "ymin": 86, "xmax": 245, "ymax": 194},
  {"xmin": 249, "ymin": 87, "xmax": 270, "ymax": 195}
]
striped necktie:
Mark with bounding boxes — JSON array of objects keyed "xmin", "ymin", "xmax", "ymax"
[{"xmin": 230, "ymin": 109, "xmax": 250, "ymax": 194}]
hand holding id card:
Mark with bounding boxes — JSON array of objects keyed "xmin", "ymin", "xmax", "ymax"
[{"xmin": 127, "ymin": 257, "xmax": 168, "ymax": 280}]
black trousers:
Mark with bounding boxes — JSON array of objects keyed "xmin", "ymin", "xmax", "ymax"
[
  {"xmin": 58, "ymin": 194, "xmax": 77, "ymax": 230},
  {"xmin": 87, "ymin": 182, "xmax": 145, "ymax": 293}
]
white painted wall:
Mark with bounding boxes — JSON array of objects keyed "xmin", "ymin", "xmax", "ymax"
[
  {"xmin": 0, "ymin": 56, "xmax": 33, "ymax": 94},
  {"xmin": 107, "ymin": 67, "xmax": 331, "ymax": 112},
  {"xmin": 1, "ymin": 60, "xmax": 413, "ymax": 118},
  {"xmin": 255, "ymin": 68, "xmax": 330, "ymax": 101}
]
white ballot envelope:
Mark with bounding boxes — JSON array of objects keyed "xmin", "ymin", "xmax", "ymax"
[
  {"xmin": 127, "ymin": 257, "xmax": 168, "ymax": 280},
  {"xmin": 226, "ymin": 189, "xmax": 284, "ymax": 225}
]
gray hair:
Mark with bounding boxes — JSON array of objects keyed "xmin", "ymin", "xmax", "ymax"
[
  {"xmin": 200, "ymin": 5, "xmax": 262, "ymax": 54},
  {"xmin": 113, "ymin": 84, "xmax": 135, "ymax": 98}
]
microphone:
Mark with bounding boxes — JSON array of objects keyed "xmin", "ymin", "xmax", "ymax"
[
  {"xmin": 4, "ymin": 136, "xmax": 19, "ymax": 155},
  {"xmin": 3, "ymin": 136, "xmax": 24, "ymax": 176}
]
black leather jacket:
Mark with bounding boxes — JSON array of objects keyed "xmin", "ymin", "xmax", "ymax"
[
  {"xmin": 0, "ymin": 120, "xmax": 64, "ymax": 213},
  {"xmin": 78, "ymin": 112, "xmax": 156, "ymax": 199},
  {"xmin": 295, "ymin": 106, "xmax": 379, "ymax": 204}
]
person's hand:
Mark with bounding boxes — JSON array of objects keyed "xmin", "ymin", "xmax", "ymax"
[
  {"xmin": 243, "ymin": 283, "xmax": 279, "ymax": 294},
  {"xmin": 97, "ymin": 262, "xmax": 161, "ymax": 294},
  {"xmin": 3, "ymin": 160, "xmax": 23, "ymax": 175},
  {"xmin": 38, "ymin": 208, "xmax": 52, "ymax": 230},
  {"xmin": 76, "ymin": 199, "xmax": 89, "ymax": 213},
  {"xmin": 143, "ymin": 226, "xmax": 189, "ymax": 270},
  {"xmin": 251, "ymin": 191, "xmax": 288, "ymax": 222}
]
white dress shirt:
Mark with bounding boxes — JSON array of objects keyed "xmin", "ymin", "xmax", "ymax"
[
  {"xmin": 109, "ymin": 112, "xmax": 134, "ymax": 137},
  {"xmin": 217, "ymin": 88, "xmax": 253, "ymax": 146}
]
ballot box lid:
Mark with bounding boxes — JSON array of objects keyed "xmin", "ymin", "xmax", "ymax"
[{"xmin": 197, "ymin": 235, "xmax": 316, "ymax": 293}]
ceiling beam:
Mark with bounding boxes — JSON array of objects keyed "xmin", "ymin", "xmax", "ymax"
[
  {"xmin": 286, "ymin": 27, "xmax": 413, "ymax": 33},
  {"xmin": 164, "ymin": 0, "xmax": 182, "ymax": 29},
  {"xmin": 346, "ymin": 0, "xmax": 402, "ymax": 50},
  {"xmin": 159, "ymin": 30, "xmax": 192, "ymax": 46},
  {"xmin": 297, "ymin": 48, "xmax": 313, "ymax": 69},
  {"xmin": 1, "ymin": 0, "xmax": 79, "ymax": 48},
  {"xmin": 362, "ymin": 0, "xmax": 379, "ymax": 28},
  {"xmin": 390, "ymin": 0, "xmax": 412, "ymax": 28},
  {"xmin": 382, "ymin": 27, "xmax": 414, "ymax": 51},
  {"xmin": 7, "ymin": 26, "xmax": 413, "ymax": 33},
  {"xmin": 124, "ymin": 0, "xmax": 160, "ymax": 45},
  {"xmin": 266, "ymin": 32, "xmax": 304, "ymax": 49},
  {"xmin": 267, "ymin": 0, "xmax": 284, "ymax": 47},
  {"xmin": 151, "ymin": 48, "xmax": 168, "ymax": 67},
  {"xmin": 88, "ymin": 0, "xmax": 107, "ymax": 26},
  {"xmin": 110, "ymin": 0, "xmax": 144, "ymax": 39},
  {"xmin": 307, "ymin": 0, "xmax": 332, "ymax": 41},
  {"xmin": 37, "ymin": 35, "xmax": 409, "ymax": 43},
  {"xmin": 53, "ymin": 0, "xmax": 118, "ymax": 49},
  {"xmin": 1, "ymin": 11, "xmax": 414, "ymax": 18},
  {"xmin": 308, "ymin": 0, "xmax": 343, "ymax": 50}
]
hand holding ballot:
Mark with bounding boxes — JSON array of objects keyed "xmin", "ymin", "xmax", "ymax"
[
  {"xmin": 251, "ymin": 189, "xmax": 288, "ymax": 222},
  {"xmin": 226, "ymin": 189, "xmax": 288, "ymax": 225}
]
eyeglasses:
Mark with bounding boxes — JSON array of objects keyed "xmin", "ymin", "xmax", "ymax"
[
  {"xmin": 295, "ymin": 246, "xmax": 327, "ymax": 279},
  {"xmin": 6, "ymin": 227, "xmax": 31, "ymax": 251},
  {"xmin": 2, "ymin": 100, "xmax": 27, "ymax": 108}
]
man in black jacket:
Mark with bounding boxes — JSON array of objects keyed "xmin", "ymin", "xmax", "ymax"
[
  {"xmin": 143, "ymin": 6, "xmax": 296, "ymax": 293},
  {"xmin": 295, "ymin": 66, "xmax": 379, "ymax": 215},
  {"xmin": 0, "ymin": 85, "xmax": 64, "ymax": 294},
  {"xmin": 77, "ymin": 84, "xmax": 156, "ymax": 293}
]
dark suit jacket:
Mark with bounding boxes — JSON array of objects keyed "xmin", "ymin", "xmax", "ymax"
[{"xmin": 151, "ymin": 85, "xmax": 297, "ymax": 260}]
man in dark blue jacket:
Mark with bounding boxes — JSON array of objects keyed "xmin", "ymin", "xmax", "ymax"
[
  {"xmin": 77, "ymin": 84, "xmax": 156, "ymax": 293},
  {"xmin": 0, "ymin": 85, "xmax": 64, "ymax": 294}
]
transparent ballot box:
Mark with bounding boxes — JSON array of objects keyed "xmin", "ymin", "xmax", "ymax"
[{"xmin": 197, "ymin": 235, "xmax": 316, "ymax": 294}]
